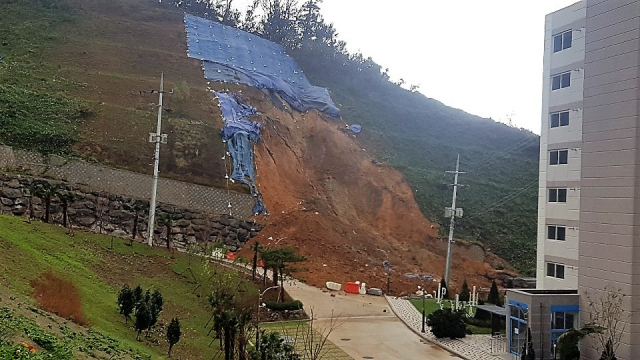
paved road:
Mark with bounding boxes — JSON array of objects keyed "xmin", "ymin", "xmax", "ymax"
[{"xmin": 285, "ymin": 281, "xmax": 461, "ymax": 360}]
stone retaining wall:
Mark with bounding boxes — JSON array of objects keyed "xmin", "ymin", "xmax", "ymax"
[{"xmin": 0, "ymin": 174, "xmax": 261, "ymax": 251}]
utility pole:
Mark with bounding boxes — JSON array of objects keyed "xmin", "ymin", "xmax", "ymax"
[
  {"xmin": 147, "ymin": 73, "xmax": 168, "ymax": 247},
  {"xmin": 444, "ymin": 154, "xmax": 465, "ymax": 286}
]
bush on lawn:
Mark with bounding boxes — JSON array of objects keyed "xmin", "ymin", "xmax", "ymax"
[
  {"xmin": 427, "ymin": 308, "xmax": 467, "ymax": 339},
  {"xmin": 264, "ymin": 300, "xmax": 303, "ymax": 311}
]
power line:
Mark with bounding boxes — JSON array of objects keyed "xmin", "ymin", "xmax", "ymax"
[
  {"xmin": 467, "ymin": 180, "xmax": 538, "ymax": 219},
  {"xmin": 466, "ymin": 137, "xmax": 539, "ymax": 173}
]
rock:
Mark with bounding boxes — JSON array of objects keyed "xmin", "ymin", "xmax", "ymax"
[
  {"xmin": 183, "ymin": 212, "xmax": 194, "ymax": 220},
  {"xmin": 76, "ymin": 217, "xmax": 96, "ymax": 227},
  {"xmin": 6, "ymin": 179, "xmax": 20, "ymax": 188},
  {"xmin": 211, "ymin": 221, "xmax": 224, "ymax": 230},
  {"xmin": 159, "ymin": 204, "xmax": 174, "ymax": 213},
  {"xmin": 110, "ymin": 210, "xmax": 132, "ymax": 221},
  {"xmin": 237, "ymin": 228, "xmax": 249, "ymax": 240},
  {"xmin": 186, "ymin": 236, "xmax": 197, "ymax": 244},
  {"xmin": 11, "ymin": 206, "xmax": 25, "ymax": 216},
  {"xmin": 176, "ymin": 219, "xmax": 191, "ymax": 228},
  {"xmin": 74, "ymin": 208, "xmax": 94, "ymax": 217},
  {"xmin": 1, "ymin": 188, "xmax": 23, "ymax": 199},
  {"xmin": 112, "ymin": 230, "xmax": 128, "ymax": 237},
  {"xmin": 1, "ymin": 198, "xmax": 14, "ymax": 206}
]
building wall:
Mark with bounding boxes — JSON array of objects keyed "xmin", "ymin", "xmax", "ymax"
[
  {"xmin": 579, "ymin": 1, "xmax": 640, "ymax": 359},
  {"xmin": 538, "ymin": 1, "xmax": 586, "ymax": 290}
]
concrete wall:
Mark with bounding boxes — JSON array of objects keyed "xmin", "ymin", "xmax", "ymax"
[
  {"xmin": 578, "ymin": 1, "xmax": 640, "ymax": 359},
  {"xmin": 538, "ymin": 0, "xmax": 586, "ymax": 290},
  {"xmin": 507, "ymin": 290, "xmax": 579, "ymax": 360}
]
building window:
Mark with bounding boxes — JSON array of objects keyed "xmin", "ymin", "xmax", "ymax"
[
  {"xmin": 550, "ymin": 305, "xmax": 579, "ymax": 357},
  {"xmin": 550, "ymin": 111, "xmax": 570, "ymax": 128},
  {"xmin": 548, "ymin": 188, "xmax": 567, "ymax": 203},
  {"xmin": 552, "ymin": 72, "xmax": 571, "ymax": 90},
  {"xmin": 547, "ymin": 225, "xmax": 566, "ymax": 240},
  {"xmin": 553, "ymin": 30, "xmax": 573, "ymax": 53},
  {"xmin": 549, "ymin": 150, "xmax": 569, "ymax": 165},
  {"xmin": 546, "ymin": 262, "xmax": 565, "ymax": 279}
]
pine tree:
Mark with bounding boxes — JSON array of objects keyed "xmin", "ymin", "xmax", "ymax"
[
  {"xmin": 133, "ymin": 285, "xmax": 143, "ymax": 305},
  {"xmin": 167, "ymin": 317, "xmax": 181, "ymax": 357},
  {"xmin": 488, "ymin": 280, "xmax": 502, "ymax": 306},
  {"xmin": 147, "ymin": 289, "xmax": 164, "ymax": 336},
  {"xmin": 521, "ymin": 328, "xmax": 535, "ymax": 360},
  {"xmin": 459, "ymin": 279, "xmax": 470, "ymax": 302},
  {"xmin": 134, "ymin": 301, "xmax": 152, "ymax": 340},
  {"xmin": 117, "ymin": 284, "xmax": 135, "ymax": 324}
]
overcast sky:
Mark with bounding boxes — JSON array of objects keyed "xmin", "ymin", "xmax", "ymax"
[{"xmin": 316, "ymin": 0, "xmax": 579, "ymax": 134}]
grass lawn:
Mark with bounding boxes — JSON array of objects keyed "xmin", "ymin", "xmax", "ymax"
[
  {"xmin": 409, "ymin": 298, "xmax": 492, "ymax": 335},
  {"xmin": 261, "ymin": 321, "xmax": 352, "ymax": 360},
  {"xmin": 0, "ymin": 214, "xmax": 250, "ymax": 359}
]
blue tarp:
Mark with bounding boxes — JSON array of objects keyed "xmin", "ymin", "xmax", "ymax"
[
  {"xmin": 349, "ymin": 124, "xmax": 362, "ymax": 134},
  {"xmin": 185, "ymin": 14, "xmax": 340, "ymax": 118},
  {"xmin": 216, "ymin": 92, "xmax": 266, "ymax": 215}
]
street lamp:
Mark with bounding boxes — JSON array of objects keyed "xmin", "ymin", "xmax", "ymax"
[
  {"xmin": 256, "ymin": 286, "xmax": 280, "ymax": 346},
  {"xmin": 418, "ymin": 285, "xmax": 426, "ymax": 333}
]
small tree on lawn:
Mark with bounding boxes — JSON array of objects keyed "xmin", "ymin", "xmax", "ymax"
[
  {"xmin": 167, "ymin": 317, "xmax": 181, "ymax": 357},
  {"xmin": 521, "ymin": 327, "xmax": 535, "ymax": 360},
  {"xmin": 117, "ymin": 284, "xmax": 136, "ymax": 324},
  {"xmin": 33, "ymin": 182, "xmax": 57, "ymax": 223},
  {"xmin": 147, "ymin": 289, "xmax": 164, "ymax": 336},
  {"xmin": 488, "ymin": 280, "xmax": 502, "ymax": 306},
  {"xmin": 251, "ymin": 241, "xmax": 261, "ymax": 280},
  {"xmin": 426, "ymin": 308, "xmax": 467, "ymax": 339},
  {"xmin": 133, "ymin": 285, "xmax": 144, "ymax": 305},
  {"xmin": 130, "ymin": 201, "xmax": 147, "ymax": 244},
  {"xmin": 134, "ymin": 301, "xmax": 152, "ymax": 340},
  {"xmin": 459, "ymin": 279, "xmax": 470, "ymax": 302},
  {"xmin": 158, "ymin": 213, "xmax": 178, "ymax": 250},
  {"xmin": 57, "ymin": 190, "xmax": 76, "ymax": 228}
]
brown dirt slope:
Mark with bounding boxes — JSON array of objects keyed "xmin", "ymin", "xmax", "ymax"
[{"xmin": 232, "ymin": 87, "xmax": 513, "ymax": 293}]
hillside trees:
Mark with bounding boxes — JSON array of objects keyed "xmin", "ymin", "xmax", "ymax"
[
  {"xmin": 117, "ymin": 284, "xmax": 135, "ymax": 324},
  {"xmin": 167, "ymin": 318, "xmax": 182, "ymax": 357}
]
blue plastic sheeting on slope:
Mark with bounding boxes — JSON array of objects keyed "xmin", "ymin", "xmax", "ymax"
[
  {"xmin": 349, "ymin": 124, "xmax": 362, "ymax": 134},
  {"xmin": 185, "ymin": 14, "xmax": 340, "ymax": 118},
  {"xmin": 216, "ymin": 92, "xmax": 266, "ymax": 215}
]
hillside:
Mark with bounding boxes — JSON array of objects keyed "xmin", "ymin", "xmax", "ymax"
[
  {"xmin": 0, "ymin": 0, "xmax": 536, "ymax": 283},
  {"xmin": 0, "ymin": 215, "xmax": 255, "ymax": 359}
]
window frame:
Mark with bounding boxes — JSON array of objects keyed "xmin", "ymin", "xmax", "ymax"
[
  {"xmin": 552, "ymin": 72, "xmax": 571, "ymax": 90},
  {"xmin": 547, "ymin": 225, "xmax": 566, "ymax": 241},
  {"xmin": 550, "ymin": 111, "xmax": 570, "ymax": 128},
  {"xmin": 553, "ymin": 30, "xmax": 573, "ymax": 53},
  {"xmin": 548, "ymin": 188, "xmax": 567, "ymax": 203},
  {"xmin": 550, "ymin": 306, "xmax": 580, "ymax": 357},
  {"xmin": 546, "ymin": 262, "xmax": 566, "ymax": 279},
  {"xmin": 549, "ymin": 150, "xmax": 569, "ymax": 165}
]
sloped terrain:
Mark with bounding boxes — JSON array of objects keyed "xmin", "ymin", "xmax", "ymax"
[{"xmin": 0, "ymin": 0, "xmax": 518, "ymax": 293}]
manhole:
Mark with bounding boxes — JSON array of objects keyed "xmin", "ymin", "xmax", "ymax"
[
  {"xmin": 341, "ymin": 338, "xmax": 351, "ymax": 341},
  {"xmin": 363, "ymin": 357, "xmax": 374, "ymax": 359}
]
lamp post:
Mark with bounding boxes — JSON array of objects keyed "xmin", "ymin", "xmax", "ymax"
[
  {"xmin": 418, "ymin": 285, "xmax": 426, "ymax": 333},
  {"xmin": 255, "ymin": 286, "xmax": 279, "ymax": 346}
]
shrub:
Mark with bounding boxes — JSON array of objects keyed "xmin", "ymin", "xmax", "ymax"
[
  {"xmin": 264, "ymin": 300, "xmax": 303, "ymax": 311},
  {"xmin": 427, "ymin": 308, "xmax": 467, "ymax": 339}
]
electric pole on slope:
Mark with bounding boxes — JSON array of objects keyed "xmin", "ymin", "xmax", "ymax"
[
  {"xmin": 146, "ymin": 73, "xmax": 168, "ymax": 247},
  {"xmin": 444, "ymin": 154, "xmax": 465, "ymax": 286}
]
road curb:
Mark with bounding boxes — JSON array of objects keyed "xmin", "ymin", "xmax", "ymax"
[{"xmin": 384, "ymin": 295, "xmax": 471, "ymax": 360}]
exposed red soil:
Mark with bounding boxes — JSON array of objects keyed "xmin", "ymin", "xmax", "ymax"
[
  {"xmin": 233, "ymin": 87, "xmax": 515, "ymax": 294},
  {"xmin": 31, "ymin": 271, "xmax": 88, "ymax": 326}
]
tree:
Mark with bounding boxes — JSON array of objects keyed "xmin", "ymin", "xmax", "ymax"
[
  {"xmin": 32, "ymin": 182, "xmax": 57, "ymax": 223},
  {"xmin": 133, "ymin": 285, "xmax": 144, "ymax": 305},
  {"xmin": 459, "ymin": 279, "xmax": 470, "ymax": 302},
  {"xmin": 251, "ymin": 241, "xmax": 261, "ymax": 280},
  {"xmin": 439, "ymin": 278, "xmax": 448, "ymax": 299},
  {"xmin": 426, "ymin": 308, "xmax": 467, "ymax": 339},
  {"xmin": 521, "ymin": 328, "xmax": 535, "ymax": 360},
  {"xmin": 130, "ymin": 201, "xmax": 147, "ymax": 244},
  {"xmin": 134, "ymin": 301, "xmax": 152, "ymax": 340},
  {"xmin": 600, "ymin": 340, "xmax": 617, "ymax": 360},
  {"xmin": 585, "ymin": 287, "xmax": 627, "ymax": 360},
  {"xmin": 157, "ymin": 213, "xmax": 179, "ymax": 250},
  {"xmin": 260, "ymin": 247, "xmax": 306, "ymax": 301},
  {"xmin": 117, "ymin": 284, "xmax": 135, "ymax": 324},
  {"xmin": 556, "ymin": 325, "xmax": 601, "ymax": 360},
  {"xmin": 57, "ymin": 190, "xmax": 75, "ymax": 228},
  {"xmin": 147, "ymin": 289, "xmax": 164, "ymax": 336},
  {"xmin": 487, "ymin": 280, "xmax": 502, "ymax": 306},
  {"xmin": 254, "ymin": 331, "xmax": 294, "ymax": 360},
  {"xmin": 167, "ymin": 317, "xmax": 181, "ymax": 357}
]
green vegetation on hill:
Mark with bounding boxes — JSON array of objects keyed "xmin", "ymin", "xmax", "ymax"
[{"xmin": 0, "ymin": 214, "xmax": 253, "ymax": 359}]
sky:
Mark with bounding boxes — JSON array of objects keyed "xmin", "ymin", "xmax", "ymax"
[{"xmin": 316, "ymin": 0, "xmax": 578, "ymax": 134}]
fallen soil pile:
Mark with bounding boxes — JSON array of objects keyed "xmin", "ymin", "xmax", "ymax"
[
  {"xmin": 232, "ymin": 86, "xmax": 514, "ymax": 294},
  {"xmin": 31, "ymin": 271, "xmax": 88, "ymax": 326}
]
